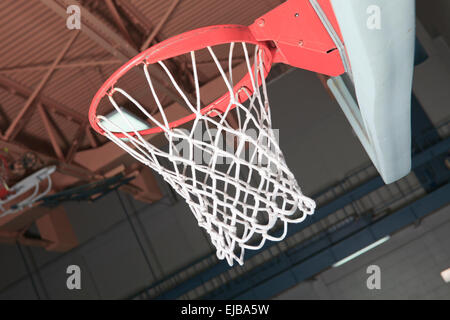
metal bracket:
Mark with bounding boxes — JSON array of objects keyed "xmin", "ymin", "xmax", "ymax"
[{"xmin": 249, "ymin": 0, "xmax": 345, "ymax": 76}]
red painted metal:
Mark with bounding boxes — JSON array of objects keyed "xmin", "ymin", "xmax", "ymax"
[
  {"xmin": 35, "ymin": 206, "xmax": 78, "ymax": 252},
  {"xmin": 89, "ymin": 0, "xmax": 345, "ymax": 138},
  {"xmin": 0, "ymin": 155, "xmax": 11, "ymax": 200},
  {"xmin": 249, "ymin": 0, "xmax": 344, "ymax": 76}
]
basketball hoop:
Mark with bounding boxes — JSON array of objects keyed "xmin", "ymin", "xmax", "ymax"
[
  {"xmin": 89, "ymin": 25, "xmax": 316, "ymax": 266},
  {"xmin": 88, "ymin": 0, "xmax": 415, "ymax": 265}
]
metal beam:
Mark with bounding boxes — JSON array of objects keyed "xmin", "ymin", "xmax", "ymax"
[
  {"xmin": 0, "ymin": 59, "xmax": 121, "ymax": 74},
  {"xmin": 37, "ymin": 103, "xmax": 65, "ymax": 161},
  {"xmin": 65, "ymin": 122, "xmax": 87, "ymax": 163},
  {"xmin": 105, "ymin": 0, "xmax": 137, "ymax": 48},
  {"xmin": 140, "ymin": 0, "xmax": 179, "ymax": 51},
  {"xmin": 41, "ymin": 0, "xmax": 134, "ymax": 59},
  {"xmin": 116, "ymin": 0, "xmax": 153, "ymax": 35},
  {"xmin": 85, "ymin": 126, "xmax": 98, "ymax": 148},
  {"xmin": 0, "ymin": 75, "xmax": 85, "ymax": 124},
  {"xmin": 40, "ymin": 0, "xmax": 187, "ymax": 107},
  {"xmin": 0, "ymin": 139, "xmax": 97, "ymax": 181},
  {"xmin": 0, "ymin": 231, "xmax": 52, "ymax": 248},
  {"xmin": 4, "ymin": 31, "xmax": 79, "ymax": 141},
  {"xmin": 116, "ymin": 0, "xmax": 187, "ymax": 92}
]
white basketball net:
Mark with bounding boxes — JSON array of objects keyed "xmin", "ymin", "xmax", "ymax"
[{"xmin": 97, "ymin": 43, "xmax": 316, "ymax": 266}]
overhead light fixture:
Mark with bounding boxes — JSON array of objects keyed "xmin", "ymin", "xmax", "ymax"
[
  {"xmin": 100, "ymin": 107, "xmax": 151, "ymax": 138},
  {"xmin": 332, "ymin": 235, "xmax": 391, "ymax": 267},
  {"xmin": 441, "ymin": 268, "xmax": 450, "ymax": 283}
]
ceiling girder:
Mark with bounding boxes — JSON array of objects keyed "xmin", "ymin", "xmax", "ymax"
[
  {"xmin": 85, "ymin": 125, "xmax": 98, "ymax": 148},
  {"xmin": 0, "ymin": 59, "xmax": 121, "ymax": 74},
  {"xmin": 0, "ymin": 75, "xmax": 85, "ymax": 124},
  {"xmin": 40, "ymin": 0, "xmax": 187, "ymax": 107},
  {"xmin": 3, "ymin": 31, "xmax": 80, "ymax": 141},
  {"xmin": 65, "ymin": 122, "xmax": 87, "ymax": 163},
  {"xmin": 0, "ymin": 139, "xmax": 97, "ymax": 181},
  {"xmin": 104, "ymin": 0, "xmax": 137, "ymax": 49},
  {"xmin": 140, "ymin": 0, "xmax": 180, "ymax": 51},
  {"xmin": 37, "ymin": 102, "xmax": 65, "ymax": 161}
]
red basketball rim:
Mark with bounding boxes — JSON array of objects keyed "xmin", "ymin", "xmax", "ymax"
[{"xmin": 89, "ymin": 25, "xmax": 274, "ymax": 138}]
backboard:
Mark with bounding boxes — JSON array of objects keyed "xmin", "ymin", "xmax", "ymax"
[{"xmin": 327, "ymin": 0, "xmax": 415, "ymax": 184}]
